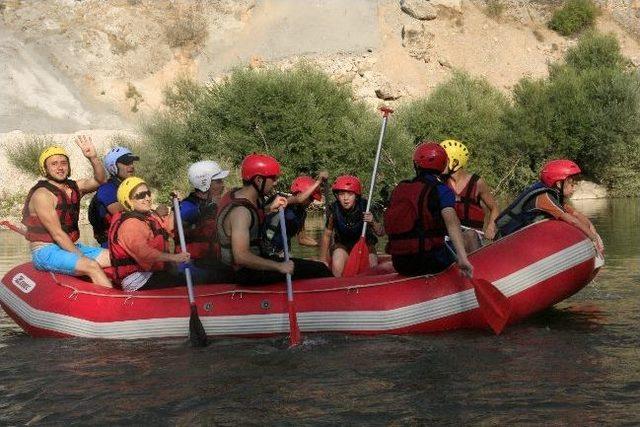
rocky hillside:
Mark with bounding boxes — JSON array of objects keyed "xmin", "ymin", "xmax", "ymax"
[{"xmin": 0, "ymin": 0, "xmax": 638, "ymax": 200}]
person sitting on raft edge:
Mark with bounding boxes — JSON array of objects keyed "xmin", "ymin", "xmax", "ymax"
[
  {"xmin": 21, "ymin": 136, "xmax": 113, "ymax": 287},
  {"xmin": 384, "ymin": 141, "xmax": 474, "ymax": 278},
  {"xmin": 495, "ymin": 159, "xmax": 604, "ymax": 254},
  {"xmin": 216, "ymin": 153, "xmax": 333, "ymax": 286},
  {"xmin": 106, "ymin": 176, "xmax": 191, "ymax": 291},
  {"xmin": 319, "ymin": 174, "xmax": 385, "ymax": 277},
  {"xmin": 88, "ymin": 146, "xmax": 140, "ymax": 248},
  {"xmin": 440, "ymin": 139, "xmax": 500, "ymax": 247},
  {"xmin": 261, "ymin": 171, "xmax": 328, "ymax": 259}
]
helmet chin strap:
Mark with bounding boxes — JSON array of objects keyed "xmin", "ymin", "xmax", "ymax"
[
  {"xmin": 251, "ymin": 176, "xmax": 268, "ymax": 208},
  {"xmin": 559, "ymin": 180, "xmax": 565, "ymax": 206}
]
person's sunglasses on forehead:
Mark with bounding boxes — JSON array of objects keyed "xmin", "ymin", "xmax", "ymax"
[{"xmin": 131, "ymin": 190, "xmax": 152, "ymax": 200}]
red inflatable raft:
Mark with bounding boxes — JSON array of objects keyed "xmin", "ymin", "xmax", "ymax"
[{"xmin": 0, "ymin": 220, "xmax": 603, "ymax": 339}]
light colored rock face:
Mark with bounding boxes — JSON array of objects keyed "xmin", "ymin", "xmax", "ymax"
[
  {"xmin": 0, "ymin": 33, "xmax": 125, "ymax": 133},
  {"xmin": 400, "ymin": 0, "xmax": 438, "ymax": 20},
  {"xmin": 430, "ymin": 0, "xmax": 463, "ymax": 12},
  {"xmin": 571, "ymin": 180, "xmax": 609, "ymax": 200},
  {"xmin": 402, "ymin": 22, "xmax": 435, "ymax": 62}
]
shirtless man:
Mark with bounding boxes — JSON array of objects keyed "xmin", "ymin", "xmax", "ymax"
[{"xmin": 22, "ymin": 136, "xmax": 112, "ymax": 287}]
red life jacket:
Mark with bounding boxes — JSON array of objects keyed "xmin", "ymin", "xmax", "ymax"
[
  {"xmin": 452, "ymin": 173, "xmax": 485, "ymax": 229},
  {"xmin": 21, "ymin": 180, "xmax": 81, "ymax": 243},
  {"xmin": 384, "ymin": 177, "xmax": 447, "ymax": 256},
  {"xmin": 216, "ymin": 189, "xmax": 265, "ymax": 268},
  {"xmin": 105, "ymin": 210, "xmax": 170, "ymax": 288},
  {"xmin": 178, "ymin": 192, "xmax": 220, "ymax": 260}
]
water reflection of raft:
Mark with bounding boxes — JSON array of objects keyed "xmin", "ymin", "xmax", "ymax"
[{"xmin": 0, "ymin": 220, "xmax": 603, "ymax": 339}]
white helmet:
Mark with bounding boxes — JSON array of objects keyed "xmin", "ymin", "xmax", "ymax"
[{"xmin": 188, "ymin": 160, "xmax": 230, "ymax": 192}]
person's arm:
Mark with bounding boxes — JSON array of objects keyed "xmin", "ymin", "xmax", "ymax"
[
  {"xmin": 31, "ymin": 189, "xmax": 81, "ymax": 254},
  {"xmin": 289, "ymin": 171, "xmax": 328, "ymax": 204},
  {"xmin": 265, "ymin": 195, "xmax": 288, "ymax": 214},
  {"xmin": 230, "ymin": 207, "xmax": 293, "ymax": 274},
  {"xmin": 442, "ymin": 207, "xmax": 473, "ymax": 278},
  {"xmin": 319, "ymin": 213, "xmax": 334, "ymax": 263},
  {"xmin": 106, "ymin": 202, "xmax": 124, "ymax": 215},
  {"xmin": 537, "ymin": 195, "xmax": 603, "ymax": 253},
  {"xmin": 477, "ymin": 178, "xmax": 500, "ymax": 240},
  {"xmin": 75, "ymin": 135, "xmax": 107, "ymax": 194},
  {"xmin": 363, "ymin": 212, "xmax": 384, "ymax": 236},
  {"xmin": 559, "ymin": 211, "xmax": 604, "ymax": 253},
  {"xmin": 119, "ymin": 219, "xmax": 189, "ymax": 268}
]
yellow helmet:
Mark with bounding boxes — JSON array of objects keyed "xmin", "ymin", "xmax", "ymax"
[
  {"xmin": 117, "ymin": 176, "xmax": 147, "ymax": 211},
  {"xmin": 38, "ymin": 146, "xmax": 69, "ymax": 176},
  {"xmin": 440, "ymin": 139, "xmax": 469, "ymax": 172}
]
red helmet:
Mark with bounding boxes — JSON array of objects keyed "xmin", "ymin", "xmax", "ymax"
[
  {"xmin": 540, "ymin": 159, "xmax": 581, "ymax": 187},
  {"xmin": 413, "ymin": 141, "xmax": 448, "ymax": 173},
  {"xmin": 241, "ymin": 153, "xmax": 281, "ymax": 181},
  {"xmin": 332, "ymin": 175, "xmax": 362, "ymax": 195},
  {"xmin": 291, "ymin": 176, "xmax": 321, "ymax": 201}
]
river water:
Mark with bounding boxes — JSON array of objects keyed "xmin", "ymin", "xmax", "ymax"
[{"xmin": 1, "ymin": 199, "xmax": 638, "ymax": 425}]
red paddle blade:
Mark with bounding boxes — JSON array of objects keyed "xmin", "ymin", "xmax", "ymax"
[
  {"xmin": 472, "ymin": 278, "xmax": 511, "ymax": 335},
  {"xmin": 342, "ymin": 237, "xmax": 369, "ymax": 277},
  {"xmin": 288, "ymin": 302, "xmax": 302, "ymax": 347}
]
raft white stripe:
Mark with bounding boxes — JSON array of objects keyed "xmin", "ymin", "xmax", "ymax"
[{"xmin": 0, "ymin": 240, "xmax": 596, "ymax": 339}]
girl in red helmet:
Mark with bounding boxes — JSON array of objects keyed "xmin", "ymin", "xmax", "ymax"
[
  {"xmin": 262, "ymin": 171, "xmax": 328, "ymax": 258},
  {"xmin": 496, "ymin": 160, "xmax": 604, "ymax": 253},
  {"xmin": 319, "ymin": 174, "xmax": 385, "ymax": 277},
  {"xmin": 384, "ymin": 141, "xmax": 474, "ymax": 277}
]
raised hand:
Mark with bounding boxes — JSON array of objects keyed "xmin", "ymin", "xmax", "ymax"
[{"xmin": 75, "ymin": 135, "xmax": 97, "ymax": 159}]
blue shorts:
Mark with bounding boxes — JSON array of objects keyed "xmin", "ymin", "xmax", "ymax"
[{"xmin": 32, "ymin": 243, "xmax": 104, "ymax": 275}]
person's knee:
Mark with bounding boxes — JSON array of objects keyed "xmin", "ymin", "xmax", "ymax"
[{"xmin": 75, "ymin": 257, "xmax": 103, "ymax": 276}]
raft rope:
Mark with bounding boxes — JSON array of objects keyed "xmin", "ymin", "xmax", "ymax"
[{"xmin": 50, "ymin": 272, "xmax": 433, "ymax": 301}]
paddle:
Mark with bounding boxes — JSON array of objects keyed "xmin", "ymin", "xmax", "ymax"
[
  {"xmin": 171, "ymin": 195, "xmax": 208, "ymax": 347},
  {"xmin": 0, "ymin": 220, "xmax": 26, "ymax": 236},
  {"xmin": 342, "ymin": 107, "xmax": 393, "ymax": 277},
  {"xmin": 278, "ymin": 207, "xmax": 302, "ymax": 347},
  {"xmin": 444, "ymin": 237, "xmax": 511, "ymax": 334},
  {"xmin": 469, "ymin": 277, "xmax": 510, "ymax": 334}
]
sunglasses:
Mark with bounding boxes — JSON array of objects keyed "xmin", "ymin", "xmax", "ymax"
[{"xmin": 131, "ymin": 190, "xmax": 152, "ymax": 200}]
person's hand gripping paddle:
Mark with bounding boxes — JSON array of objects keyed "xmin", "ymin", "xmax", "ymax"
[{"xmin": 342, "ymin": 107, "xmax": 393, "ymax": 277}]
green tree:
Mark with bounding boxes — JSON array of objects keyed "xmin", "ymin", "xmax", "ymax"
[
  {"xmin": 141, "ymin": 65, "xmax": 411, "ymax": 201},
  {"xmin": 501, "ymin": 32, "xmax": 640, "ymax": 195},
  {"xmin": 397, "ymin": 72, "xmax": 512, "ymax": 193}
]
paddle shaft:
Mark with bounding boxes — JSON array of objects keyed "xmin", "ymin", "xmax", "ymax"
[
  {"xmin": 278, "ymin": 208, "xmax": 294, "ymax": 302},
  {"xmin": 278, "ymin": 207, "xmax": 301, "ymax": 346},
  {"xmin": 0, "ymin": 221, "xmax": 26, "ymax": 236},
  {"xmin": 360, "ymin": 108, "xmax": 392, "ymax": 238},
  {"xmin": 171, "ymin": 197, "xmax": 196, "ymax": 305}
]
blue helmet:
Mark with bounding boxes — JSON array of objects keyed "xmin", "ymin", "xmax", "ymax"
[{"xmin": 103, "ymin": 146, "xmax": 137, "ymax": 176}]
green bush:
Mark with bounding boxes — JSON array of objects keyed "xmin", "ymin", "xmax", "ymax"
[
  {"xmin": 141, "ymin": 65, "xmax": 411, "ymax": 202},
  {"xmin": 500, "ymin": 32, "xmax": 640, "ymax": 195},
  {"xmin": 397, "ymin": 72, "xmax": 512, "ymax": 194},
  {"xmin": 548, "ymin": 0, "xmax": 598, "ymax": 36},
  {"xmin": 6, "ymin": 135, "xmax": 55, "ymax": 177}
]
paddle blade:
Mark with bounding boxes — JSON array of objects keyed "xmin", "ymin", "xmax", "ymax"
[
  {"xmin": 342, "ymin": 237, "xmax": 369, "ymax": 277},
  {"xmin": 189, "ymin": 304, "xmax": 208, "ymax": 347},
  {"xmin": 472, "ymin": 278, "xmax": 511, "ymax": 335},
  {"xmin": 288, "ymin": 301, "xmax": 302, "ymax": 347}
]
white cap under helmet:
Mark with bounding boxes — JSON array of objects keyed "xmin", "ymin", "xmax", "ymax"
[{"xmin": 188, "ymin": 160, "xmax": 230, "ymax": 192}]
